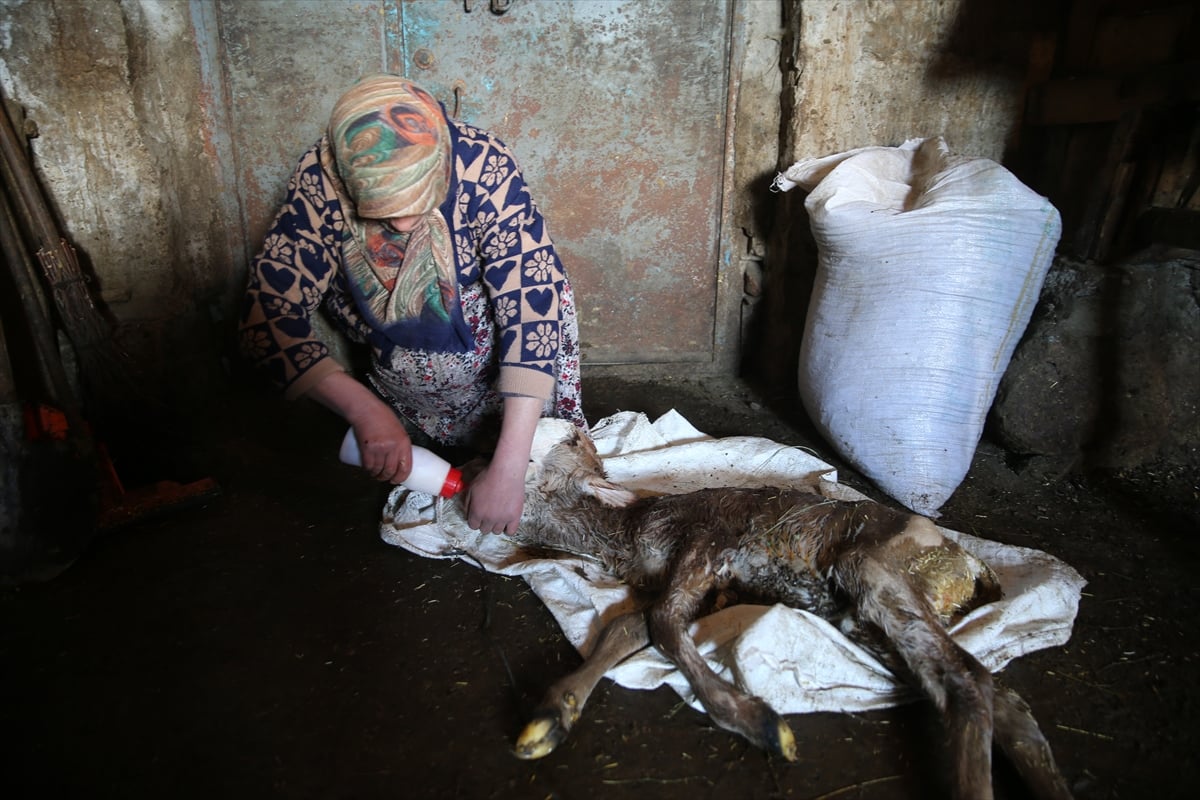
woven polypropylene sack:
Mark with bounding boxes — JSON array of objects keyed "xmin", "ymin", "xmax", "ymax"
[{"xmin": 773, "ymin": 138, "xmax": 1061, "ymax": 516}]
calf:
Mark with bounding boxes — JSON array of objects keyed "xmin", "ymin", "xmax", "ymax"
[{"xmin": 506, "ymin": 422, "xmax": 1072, "ymax": 800}]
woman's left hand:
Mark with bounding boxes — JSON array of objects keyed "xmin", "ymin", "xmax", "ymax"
[
  {"xmin": 465, "ymin": 395, "xmax": 543, "ymax": 535},
  {"xmin": 465, "ymin": 460, "xmax": 526, "ymax": 535}
]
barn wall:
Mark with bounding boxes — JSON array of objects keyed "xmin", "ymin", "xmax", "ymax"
[
  {"xmin": 0, "ymin": 0, "xmax": 1025, "ymax": 397},
  {"xmin": 751, "ymin": 0, "xmax": 1030, "ymax": 399},
  {"xmin": 0, "ymin": 0, "xmax": 238, "ymax": 429},
  {"xmin": 0, "ymin": 0, "xmax": 782, "ymax": 415},
  {"xmin": 3, "ymin": 0, "xmax": 1192, "ymax": 473},
  {"xmin": 753, "ymin": 0, "xmax": 1199, "ymax": 472},
  {"xmin": 782, "ymin": 0, "xmax": 1025, "ymax": 163}
]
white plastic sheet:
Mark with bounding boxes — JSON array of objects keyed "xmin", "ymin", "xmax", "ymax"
[
  {"xmin": 774, "ymin": 138, "xmax": 1062, "ymax": 516},
  {"xmin": 379, "ymin": 411, "xmax": 1085, "ymax": 715}
]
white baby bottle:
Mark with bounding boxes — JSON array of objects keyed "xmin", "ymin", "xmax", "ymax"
[{"xmin": 338, "ymin": 428, "xmax": 464, "ymax": 498}]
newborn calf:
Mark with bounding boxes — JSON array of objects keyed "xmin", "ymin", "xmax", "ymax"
[{"xmin": 508, "ymin": 422, "xmax": 1071, "ymax": 800}]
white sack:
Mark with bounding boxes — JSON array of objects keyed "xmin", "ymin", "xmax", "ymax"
[
  {"xmin": 379, "ymin": 411, "xmax": 1085, "ymax": 717},
  {"xmin": 773, "ymin": 137, "xmax": 1062, "ymax": 516}
]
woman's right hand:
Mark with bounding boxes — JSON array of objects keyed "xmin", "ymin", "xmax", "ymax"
[
  {"xmin": 305, "ymin": 371, "xmax": 414, "ymax": 484},
  {"xmin": 349, "ymin": 407, "xmax": 414, "ymax": 484}
]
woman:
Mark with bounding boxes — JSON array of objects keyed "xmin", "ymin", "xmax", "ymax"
[{"xmin": 239, "ymin": 74, "xmax": 586, "ymax": 536}]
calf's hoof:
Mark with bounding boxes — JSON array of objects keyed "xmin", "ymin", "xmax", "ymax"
[
  {"xmin": 769, "ymin": 716, "xmax": 798, "ymax": 762},
  {"xmin": 740, "ymin": 700, "xmax": 798, "ymax": 761},
  {"xmin": 514, "ymin": 711, "xmax": 569, "ymax": 760}
]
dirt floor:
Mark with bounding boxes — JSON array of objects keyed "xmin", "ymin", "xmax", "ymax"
[{"xmin": 2, "ymin": 374, "xmax": 1197, "ymax": 799}]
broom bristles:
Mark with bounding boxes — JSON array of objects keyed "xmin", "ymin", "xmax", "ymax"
[{"xmin": 36, "ymin": 239, "xmax": 145, "ymax": 415}]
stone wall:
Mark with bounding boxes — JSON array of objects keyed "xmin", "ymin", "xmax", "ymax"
[{"xmin": 992, "ymin": 249, "xmax": 1200, "ymax": 471}]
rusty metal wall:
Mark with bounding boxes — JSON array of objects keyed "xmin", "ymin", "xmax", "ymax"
[{"xmin": 211, "ymin": 0, "xmax": 737, "ymax": 367}]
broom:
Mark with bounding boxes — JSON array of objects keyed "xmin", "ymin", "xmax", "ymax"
[
  {"xmin": 0, "ymin": 86, "xmax": 140, "ymax": 408},
  {"xmin": 0, "ymin": 133, "xmax": 99, "ymax": 583},
  {"xmin": 0, "ymin": 88, "xmax": 219, "ymax": 535}
]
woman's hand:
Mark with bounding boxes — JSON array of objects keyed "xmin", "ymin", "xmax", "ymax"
[
  {"xmin": 350, "ymin": 408, "xmax": 414, "ymax": 484},
  {"xmin": 305, "ymin": 371, "xmax": 414, "ymax": 484},
  {"xmin": 465, "ymin": 459, "xmax": 527, "ymax": 535},
  {"xmin": 465, "ymin": 395, "xmax": 542, "ymax": 535}
]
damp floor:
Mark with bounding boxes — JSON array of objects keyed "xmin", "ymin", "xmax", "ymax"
[{"xmin": 2, "ymin": 374, "xmax": 1197, "ymax": 799}]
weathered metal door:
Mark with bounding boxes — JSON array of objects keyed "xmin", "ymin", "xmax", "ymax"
[{"xmin": 212, "ymin": 0, "xmax": 735, "ymax": 366}]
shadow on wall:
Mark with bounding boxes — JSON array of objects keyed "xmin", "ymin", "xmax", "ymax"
[
  {"xmin": 739, "ymin": 179, "xmax": 819, "ymax": 425},
  {"xmin": 927, "ymin": 0, "xmax": 1057, "ymax": 167}
]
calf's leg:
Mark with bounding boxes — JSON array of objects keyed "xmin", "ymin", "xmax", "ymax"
[
  {"xmin": 849, "ymin": 554, "xmax": 996, "ymax": 800},
  {"xmin": 514, "ymin": 610, "xmax": 649, "ymax": 759},
  {"xmin": 992, "ymin": 683, "xmax": 1074, "ymax": 800},
  {"xmin": 647, "ymin": 545, "xmax": 797, "ymax": 761}
]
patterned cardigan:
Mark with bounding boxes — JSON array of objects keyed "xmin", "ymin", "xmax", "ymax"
[{"xmin": 239, "ymin": 118, "xmax": 568, "ymax": 403}]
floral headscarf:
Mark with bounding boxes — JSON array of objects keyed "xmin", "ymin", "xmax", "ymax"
[{"xmin": 320, "ymin": 74, "xmax": 471, "ymax": 352}]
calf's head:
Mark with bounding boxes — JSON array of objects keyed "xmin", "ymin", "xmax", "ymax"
[{"xmin": 526, "ymin": 420, "xmax": 637, "ymax": 509}]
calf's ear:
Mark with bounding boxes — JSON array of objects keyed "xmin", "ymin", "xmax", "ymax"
[{"xmin": 584, "ymin": 478, "xmax": 637, "ymax": 508}]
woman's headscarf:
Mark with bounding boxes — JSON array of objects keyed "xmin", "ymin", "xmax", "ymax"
[{"xmin": 320, "ymin": 74, "xmax": 471, "ymax": 352}]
